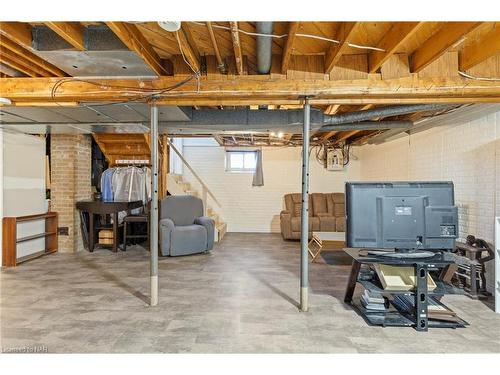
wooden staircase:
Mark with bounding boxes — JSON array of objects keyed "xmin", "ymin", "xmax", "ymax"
[
  {"xmin": 167, "ymin": 173, "xmax": 227, "ymax": 242},
  {"xmin": 93, "ymin": 133, "xmax": 226, "ymax": 243}
]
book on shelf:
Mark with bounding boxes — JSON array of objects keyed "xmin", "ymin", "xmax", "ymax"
[
  {"xmin": 361, "ymin": 289, "xmax": 387, "ymax": 311},
  {"xmin": 362, "ymin": 289, "xmax": 385, "ymax": 304}
]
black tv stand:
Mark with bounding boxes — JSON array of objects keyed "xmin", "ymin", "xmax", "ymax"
[{"xmin": 343, "ymin": 248, "xmax": 468, "ymax": 331}]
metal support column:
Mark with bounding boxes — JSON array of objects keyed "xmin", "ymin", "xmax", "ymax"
[
  {"xmin": 150, "ymin": 104, "xmax": 159, "ymax": 306},
  {"xmin": 300, "ymin": 98, "xmax": 310, "ymax": 312}
]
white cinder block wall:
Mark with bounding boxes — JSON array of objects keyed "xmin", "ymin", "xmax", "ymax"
[
  {"xmin": 181, "ymin": 138, "xmax": 361, "ymax": 233},
  {"xmin": 358, "ymin": 110, "xmax": 500, "ymax": 293}
]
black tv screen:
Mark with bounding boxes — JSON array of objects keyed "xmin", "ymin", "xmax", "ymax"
[{"xmin": 346, "ymin": 182, "xmax": 458, "ymax": 250}]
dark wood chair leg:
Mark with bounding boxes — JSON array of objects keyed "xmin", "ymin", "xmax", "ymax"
[
  {"xmin": 112, "ymin": 213, "xmax": 118, "ymax": 253},
  {"xmin": 123, "ymin": 221, "xmax": 127, "ymax": 252}
]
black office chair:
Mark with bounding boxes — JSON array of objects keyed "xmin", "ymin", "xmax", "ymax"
[{"xmin": 122, "ymin": 201, "xmax": 150, "ymax": 251}]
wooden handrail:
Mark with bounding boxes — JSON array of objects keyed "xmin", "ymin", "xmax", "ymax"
[{"xmin": 167, "ymin": 140, "xmax": 221, "ymax": 207}]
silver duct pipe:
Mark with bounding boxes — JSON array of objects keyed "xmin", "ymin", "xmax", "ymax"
[
  {"xmin": 323, "ymin": 104, "xmax": 453, "ymax": 125},
  {"xmin": 256, "ymin": 22, "xmax": 274, "ymax": 74},
  {"xmin": 318, "ymin": 120, "xmax": 413, "ymax": 132}
]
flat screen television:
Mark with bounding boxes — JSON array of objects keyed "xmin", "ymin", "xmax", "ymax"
[{"xmin": 346, "ymin": 182, "xmax": 458, "ymax": 251}]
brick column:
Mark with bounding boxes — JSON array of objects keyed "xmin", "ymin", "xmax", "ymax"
[{"xmin": 51, "ymin": 134, "xmax": 92, "ymax": 252}]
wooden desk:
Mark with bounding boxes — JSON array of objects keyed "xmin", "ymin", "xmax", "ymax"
[
  {"xmin": 76, "ymin": 200, "xmax": 143, "ymax": 252},
  {"xmin": 308, "ymin": 231, "xmax": 345, "ymax": 262}
]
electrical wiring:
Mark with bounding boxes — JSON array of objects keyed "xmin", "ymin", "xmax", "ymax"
[
  {"xmin": 459, "ymin": 71, "xmax": 500, "ymax": 82},
  {"xmin": 189, "ymin": 21, "xmax": 386, "ymax": 53},
  {"xmin": 49, "ymin": 74, "xmax": 197, "ymax": 108}
]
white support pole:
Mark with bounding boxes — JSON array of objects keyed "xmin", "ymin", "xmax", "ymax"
[
  {"xmin": 300, "ymin": 98, "xmax": 310, "ymax": 312},
  {"xmin": 150, "ymin": 104, "xmax": 159, "ymax": 306}
]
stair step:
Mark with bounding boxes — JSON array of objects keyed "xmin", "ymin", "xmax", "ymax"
[{"xmin": 216, "ymin": 222, "xmax": 227, "ymax": 242}]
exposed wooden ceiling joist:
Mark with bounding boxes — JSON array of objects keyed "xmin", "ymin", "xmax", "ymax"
[
  {"xmin": 0, "ymin": 35, "xmax": 67, "ymax": 76},
  {"xmin": 3, "ymin": 75, "xmax": 500, "ymax": 105},
  {"xmin": 45, "ymin": 22, "xmax": 85, "ymax": 50},
  {"xmin": 368, "ymin": 22, "xmax": 424, "ymax": 73},
  {"xmin": 331, "ymin": 130, "xmax": 360, "ymax": 145},
  {"xmin": 0, "ymin": 22, "xmax": 32, "ymax": 49},
  {"xmin": 325, "ymin": 22, "xmax": 359, "ymax": 74},
  {"xmin": 206, "ymin": 22, "xmax": 224, "ymax": 71},
  {"xmin": 175, "ymin": 28, "xmax": 201, "ymax": 73},
  {"xmin": 325, "ymin": 104, "xmax": 341, "ymax": 115},
  {"xmin": 281, "ymin": 22, "xmax": 300, "ymax": 74},
  {"xmin": 410, "ymin": 22, "xmax": 482, "ymax": 73},
  {"xmin": 459, "ymin": 25, "xmax": 500, "ymax": 70},
  {"xmin": 0, "ymin": 53, "xmax": 41, "ymax": 77},
  {"xmin": 106, "ymin": 22, "xmax": 170, "ymax": 76},
  {"xmin": 229, "ymin": 22, "xmax": 244, "ymax": 75},
  {"xmin": 318, "ymin": 130, "xmax": 338, "ymax": 142},
  {"xmin": 0, "ymin": 46, "xmax": 52, "ymax": 76}
]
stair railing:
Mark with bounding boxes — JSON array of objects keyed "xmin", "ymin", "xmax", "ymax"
[{"xmin": 168, "ymin": 140, "xmax": 221, "ymax": 215}]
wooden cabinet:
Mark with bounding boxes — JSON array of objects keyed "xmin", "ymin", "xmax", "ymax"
[{"xmin": 2, "ymin": 212, "xmax": 58, "ymax": 267}]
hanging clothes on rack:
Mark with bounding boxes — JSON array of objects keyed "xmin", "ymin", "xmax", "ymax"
[
  {"xmin": 100, "ymin": 167, "xmax": 116, "ymax": 202},
  {"xmin": 105, "ymin": 165, "xmax": 152, "ymax": 222},
  {"xmin": 112, "ymin": 166, "xmax": 151, "ymax": 203}
]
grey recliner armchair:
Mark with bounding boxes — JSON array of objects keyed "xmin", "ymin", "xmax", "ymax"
[{"xmin": 159, "ymin": 195, "xmax": 215, "ymax": 256}]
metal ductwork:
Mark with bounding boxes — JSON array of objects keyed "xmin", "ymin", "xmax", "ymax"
[
  {"xmin": 318, "ymin": 121, "xmax": 413, "ymax": 132},
  {"xmin": 256, "ymin": 22, "xmax": 274, "ymax": 74},
  {"xmin": 322, "ymin": 104, "xmax": 454, "ymax": 125}
]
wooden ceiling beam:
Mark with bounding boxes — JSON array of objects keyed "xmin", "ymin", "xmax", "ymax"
[
  {"xmin": 281, "ymin": 22, "xmax": 300, "ymax": 74},
  {"xmin": 45, "ymin": 22, "xmax": 85, "ymax": 50},
  {"xmin": 368, "ymin": 22, "xmax": 425, "ymax": 73},
  {"xmin": 206, "ymin": 22, "xmax": 225, "ymax": 72},
  {"xmin": 325, "ymin": 22, "xmax": 359, "ymax": 74},
  {"xmin": 0, "ymin": 46, "xmax": 53, "ymax": 76},
  {"xmin": 0, "ymin": 35, "xmax": 67, "ymax": 76},
  {"xmin": 2, "ymin": 75, "xmax": 500, "ymax": 104},
  {"xmin": 331, "ymin": 130, "xmax": 360, "ymax": 144},
  {"xmin": 459, "ymin": 25, "xmax": 500, "ymax": 71},
  {"xmin": 0, "ymin": 53, "xmax": 40, "ymax": 77},
  {"xmin": 175, "ymin": 28, "xmax": 201, "ymax": 73},
  {"xmin": 318, "ymin": 131, "xmax": 338, "ymax": 142},
  {"xmin": 229, "ymin": 22, "xmax": 244, "ymax": 75},
  {"xmin": 410, "ymin": 22, "xmax": 482, "ymax": 73},
  {"xmin": 0, "ymin": 22, "xmax": 32, "ymax": 49},
  {"xmin": 324, "ymin": 104, "xmax": 341, "ymax": 115},
  {"xmin": 106, "ymin": 22, "xmax": 170, "ymax": 76}
]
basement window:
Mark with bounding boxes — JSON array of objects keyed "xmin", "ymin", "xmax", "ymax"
[{"xmin": 225, "ymin": 150, "xmax": 257, "ymax": 173}]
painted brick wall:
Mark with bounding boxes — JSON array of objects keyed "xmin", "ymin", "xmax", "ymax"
[
  {"xmin": 358, "ymin": 110, "xmax": 500, "ymax": 292},
  {"xmin": 51, "ymin": 134, "xmax": 92, "ymax": 253},
  {"xmin": 182, "ymin": 140, "xmax": 361, "ymax": 233}
]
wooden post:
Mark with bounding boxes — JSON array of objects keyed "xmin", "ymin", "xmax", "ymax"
[{"xmin": 161, "ymin": 134, "xmax": 169, "ymax": 198}]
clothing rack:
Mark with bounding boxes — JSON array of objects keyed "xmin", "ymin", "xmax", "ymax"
[{"xmin": 112, "ymin": 159, "xmax": 151, "ymax": 167}]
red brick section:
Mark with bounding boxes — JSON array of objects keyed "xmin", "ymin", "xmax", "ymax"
[{"xmin": 50, "ymin": 135, "xmax": 92, "ymax": 252}]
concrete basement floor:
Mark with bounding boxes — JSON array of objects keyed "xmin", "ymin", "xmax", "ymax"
[{"xmin": 1, "ymin": 233, "xmax": 499, "ymax": 353}]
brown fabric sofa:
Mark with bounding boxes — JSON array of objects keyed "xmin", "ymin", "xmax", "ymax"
[{"xmin": 280, "ymin": 193, "xmax": 345, "ymax": 240}]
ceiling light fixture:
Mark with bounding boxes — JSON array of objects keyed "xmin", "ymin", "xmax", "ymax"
[{"xmin": 158, "ymin": 21, "xmax": 182, "ymax": 32}]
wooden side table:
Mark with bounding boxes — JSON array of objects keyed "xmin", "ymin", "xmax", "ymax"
[{"xmin": 308, "ymin": 231, "xmax": 345, "ymax": 262}]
